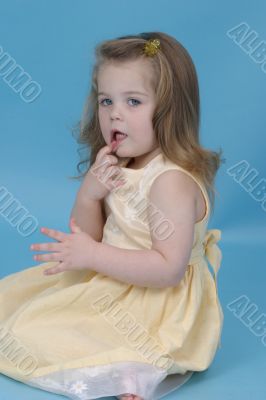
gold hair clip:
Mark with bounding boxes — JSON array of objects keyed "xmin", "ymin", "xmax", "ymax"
[{"xmin": 143, "ymin": 39, "xmax": 160, "ymax": 56}]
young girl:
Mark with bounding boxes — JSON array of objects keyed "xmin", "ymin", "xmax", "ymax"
[{"xmin": 0, "ymin": 32, "xmax": 224, "ymax": 400}]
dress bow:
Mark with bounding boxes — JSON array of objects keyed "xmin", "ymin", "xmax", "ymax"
[
  {"xmin": 203, "ymin": 229, "xmax": 222, "ymax": 292},
  {"xmin": 203, "ymin": 228, "xmax": 223, "ymax": 349}
]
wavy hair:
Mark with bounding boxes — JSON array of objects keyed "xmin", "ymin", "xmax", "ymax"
[{"xmin": 69, "ymin": 31, "xmax": 225, "ymax": 215}]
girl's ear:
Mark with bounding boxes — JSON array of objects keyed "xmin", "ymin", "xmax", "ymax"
[{"xmin": 70, "ymin": 217, "xmax": 82, "ymax": 233}]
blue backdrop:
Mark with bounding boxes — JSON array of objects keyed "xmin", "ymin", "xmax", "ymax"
[{"xmin": 0, "ymin": 0, "xmax": 265, "ymax": 399}]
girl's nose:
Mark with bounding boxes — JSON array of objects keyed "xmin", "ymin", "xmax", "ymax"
[
  {"xmin": 110, "ymin": 105, "xmax": 122, "ymax": 120},
  {"xmin": 110, "ymin": 112, "xmax": 121, "ymax": 120}
]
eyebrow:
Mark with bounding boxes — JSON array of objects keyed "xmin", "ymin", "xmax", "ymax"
[{"xmin": 97, "ymin": 91, "xmax": 149, "ymax": 97}]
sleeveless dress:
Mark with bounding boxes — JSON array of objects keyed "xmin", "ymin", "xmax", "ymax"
[{"xmin": 0, "ymin": 152, "xmax": 223, "ymax": 400}]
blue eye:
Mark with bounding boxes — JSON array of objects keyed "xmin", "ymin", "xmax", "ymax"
[
  {"xmin": 98, "ymin": 98, "xmax": 141, "ymax": 107},
  {"xmin": 99, "ymin": 98, "xmax": 112, "ymax": 106},
  {"xmin": 128, "ymin": 98, "xmax": 141, "ymax": 106}
]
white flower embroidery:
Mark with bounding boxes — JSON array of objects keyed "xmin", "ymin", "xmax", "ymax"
[
  {"xmin": 108, "ymin": 215, "xmax": 121, "ymax": 233},
  {"xmin": 139, "ymin": 162, "xmax": 159, "ymax": 196},
  {"xmin": 69, "ymin": 380, "xmax": 88, "ymax": 394},
  {"xmin": 124, "ymin": 206, "xmax": 138, "ymax": 221},
  {"xmin": 110, "ymin": 226, "xmax": 120, "ymax": 233},
  {"xmin": 124, "ymin": 190, "xmax": 150, "ymax": 224}
]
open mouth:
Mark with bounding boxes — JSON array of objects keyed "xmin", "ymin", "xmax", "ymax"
[{"xmin": 111, "ymin": 130, "xmax": 128, "ymax": 149}]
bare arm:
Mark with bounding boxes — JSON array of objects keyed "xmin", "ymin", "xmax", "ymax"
[
  {"xmin": 92, "ymin": 243, "xmax": 176, "ymax": 288},
  {"xmin": 148, "ymin": 170, "xmax": 198, "ymax": 284},
  {"xmin": 69, "ymin": 144, "xmax": 124, "ymax": 242},
  {"xmin": 70, "ymin": 191, "xmax": 106, "ymax": 242},
  {"xmin": 89, "ymin": 170, "xmax": 199, "ymax": 288}
]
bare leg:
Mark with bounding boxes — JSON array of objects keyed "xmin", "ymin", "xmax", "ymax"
[{"xmin": 117, "ymin": 394, "xmax": 143, "ymax": 400}]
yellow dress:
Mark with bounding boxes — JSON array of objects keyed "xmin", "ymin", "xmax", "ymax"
[{"xmin": 0, "ymin": 152, "xmax": 223, "ymax": 400}]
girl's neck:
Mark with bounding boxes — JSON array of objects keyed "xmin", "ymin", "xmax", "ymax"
[{"xmin": 126, "ymin": 149, "xmax": 161, "ymax": 170}]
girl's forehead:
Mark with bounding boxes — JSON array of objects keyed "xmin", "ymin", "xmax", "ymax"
[
  {"xmin": 98, "ymin": 59, "xmax": 152, "ymax": 78},
  {"xmin": 97, "ymin": 60, "xmax": 154, "ymax": 89}
]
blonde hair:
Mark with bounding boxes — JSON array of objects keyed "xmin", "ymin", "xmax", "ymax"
[{"xmin": 70, "ymin": 31, "xmax": 225, "ymax": 215}]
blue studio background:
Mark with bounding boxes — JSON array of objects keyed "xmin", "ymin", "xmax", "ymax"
[{"xmin": 0, "ymin": 1, "xmax": 266, "ymax": 399}]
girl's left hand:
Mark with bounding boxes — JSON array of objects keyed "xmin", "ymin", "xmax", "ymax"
[{"xmin": 30, "ymin": 218, "xmax": 96, "ymax": 276}]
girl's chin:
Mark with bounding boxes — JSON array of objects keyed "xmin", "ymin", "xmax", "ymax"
[
  {"xmin": 110, "ymin": 142, "xmax": 134, "ymax": 162},
  {"xmin": 113, "ymin": 145, "xmax": 128, "ymax": 156}
]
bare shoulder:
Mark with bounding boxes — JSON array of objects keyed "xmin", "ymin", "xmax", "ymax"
[
  {"xmin": 148, "ymin": 169, "xmax": 201, "ymax": 285},
  {"xmin": 149, "ymin": 169, "xmax": 201, "ymax": 224}
]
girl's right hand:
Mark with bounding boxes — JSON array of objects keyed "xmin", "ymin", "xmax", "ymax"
[{"xmin": 85, "ymin": 143, "xmax": 126, "ymax": 201}]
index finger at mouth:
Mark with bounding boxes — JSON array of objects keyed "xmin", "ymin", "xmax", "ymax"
[
  {"xmin": 97, "ymin": 144, "xmax": 113, "ymax": 160},
  {"xmin": 100, "ymin": 144, "xmax": 119, "ymax": 161}
]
